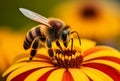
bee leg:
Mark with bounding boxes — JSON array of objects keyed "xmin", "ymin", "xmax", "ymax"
[
  {"xmin": 29, "ymin": 38, "xmax": 39, "ymax": 61},
  {"xmin": 48, "ymin": 48, "xmax": 55, "ymax": 61},
  {"xmin": 47, "ymin": 38, "xmax": 57, "ymax": 64},
  {"xmin": 71, "ymin": 31, "xmax": 81, "ymax": 46},
  {"xmin": 56, "ymin": 40, "xmax": 64, "ymax": 54},
  {"xmin": 47, "ymin": 38, "xmax": 54, "ymax": 58},
  {"xmin": 71, "ymin": 38, "xmax": 73, "ymax": 51}
]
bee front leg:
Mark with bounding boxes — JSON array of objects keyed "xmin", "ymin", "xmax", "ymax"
[
  {"xmin": 56, "ymin": 40, "xmax": 64, "ymax": 54},
  {"xmin": 71, "ymin": 38, "xmax": 73, "ymax": 51},
  {"xmin": 29, "ymin": 38, "xmax": 39, "ymax": 61}
]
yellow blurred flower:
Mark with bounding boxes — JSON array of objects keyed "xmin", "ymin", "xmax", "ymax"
[
  {"xmin": 2, "ymin": 39, "xmax": 120, "ymax": 81},
  {"xmin": 52, "ymin": 0, "xmax": 120, "ymax": 41},
  {"xmin": 0, "ymin": 29, "xmax": 27, "ymax": 72}
]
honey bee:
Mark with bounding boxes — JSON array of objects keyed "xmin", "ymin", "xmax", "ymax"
[{"xmin": 19, "ymin": 8, "xmax": 81, "ymax": 61}]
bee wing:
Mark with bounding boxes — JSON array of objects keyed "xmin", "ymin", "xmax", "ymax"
[{"xmin": 19, "ymin": 8, "xmax": 51, "ymax": 27}]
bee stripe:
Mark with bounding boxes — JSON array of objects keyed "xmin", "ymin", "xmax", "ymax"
[
  {"xmin": 35, "ymin": 27, "xmax": 46, "ymax": 42},
  {"xmin": 23, "ymin": 36, "xmax": 32, "ymax": 50},
  {"xmin": 25, "ymin": 37, "xmax": 32, "ymax": 45},
  {"xmin": 29, "ymin": 31, "xmax": 34, "ymax": 40},
  {"xmin": 24, "ymin": 40, "xmax": 30, "ymax": 46},
  {"xmin": 35, "ymin": 27, "xmax": 41, "ymax": 36},
  {"xmin": 24, "ymin": 44, "xmax": 30, "ymax": 50}
]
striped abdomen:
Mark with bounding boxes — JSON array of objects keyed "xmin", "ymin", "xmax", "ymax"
[{"xmin": 23, "ymin": 26, "xmax": 46, "ymax": 50}]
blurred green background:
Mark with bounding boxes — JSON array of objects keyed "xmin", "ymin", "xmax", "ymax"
[{"xmin": 0, "ymin": 0, "xmax": 65, "ymax": 31}]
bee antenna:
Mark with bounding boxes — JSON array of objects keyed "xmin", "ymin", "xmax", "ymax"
[{"xmin": 71, "ymin": 31, "xmax": 81, "ymax": 45}]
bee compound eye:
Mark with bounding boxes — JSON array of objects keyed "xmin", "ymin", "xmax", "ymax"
[{"xmin": 62, "ymin": 31, "xmax": 67, "ymax": 41}]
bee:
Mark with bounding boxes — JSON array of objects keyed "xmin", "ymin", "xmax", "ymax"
[{"xmin": 19, "ymin": 8, "xmax": 81, "ymax": 61}]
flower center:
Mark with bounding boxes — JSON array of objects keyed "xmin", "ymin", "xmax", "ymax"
[
  {"xmin": 81, "ymin": 7, "xmax": 98, "ymax": 19},
  {"xmin": 53, "ymin": 48, "xmax": 83, "ymax": 68},
  {"xmin": 77, "ymin": 3, "xmax": 101, "ymax": 21}
]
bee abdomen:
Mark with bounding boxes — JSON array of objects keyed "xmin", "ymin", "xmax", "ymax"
[
  {"xmin": 23, "ymin": 26, "xmax": 42, "ymax": 50},
  {"xmin": 24, "ymin": 37, "xmax": 31, "ymax": 50}
]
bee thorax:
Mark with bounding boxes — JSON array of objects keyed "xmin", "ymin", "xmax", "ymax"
[{"xmin": 48, "ymin": 19, "xmax": 63, "ymax": 30}]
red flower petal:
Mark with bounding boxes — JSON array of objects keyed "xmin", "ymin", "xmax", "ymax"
[
  {"xmin": 83, "ymin": 63, "xmax": 120, "ymax": 81},
  {"xmin": 84, "ymin": 56, "xmax": 120, "ymax": 64},
  {"xmin": 37, "ymin": 69, "xmax": 57, "ymax": 81},
  {"xmin": 62, "ymin": 70, "xmax": 74, "ymax": 81},
  {"xmin": 11, "ymin": 68, "xmax": 40, "ymax": 81}
]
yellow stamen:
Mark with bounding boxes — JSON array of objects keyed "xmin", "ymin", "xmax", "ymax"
[{"xmin": 53, "ymin": 48, "xmax": 83, "ymax": 68}]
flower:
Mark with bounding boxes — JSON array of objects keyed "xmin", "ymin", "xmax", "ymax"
[
  {"xmin": 2, "ymin": 39, "xmax": 120, "ymax": 81},
  {"xmin": 0, "ymin": 29, "xmax": 27, "ymax": 72},
  {"xmin": 52, "ymin": 0, "xmax": 120, "ymax": 41}
]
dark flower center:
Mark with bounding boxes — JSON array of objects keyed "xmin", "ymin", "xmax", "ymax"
[
  {"xmin": 78, "ymin": 4, "xmax": 100, "ymax": 20},
  {"xmin": 53, "ymin": 48, "xmax": 83, "ymax": 68},
  {"xmin": 82, "ymin": 7, "xmax": 98, "ymax": 19}
]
